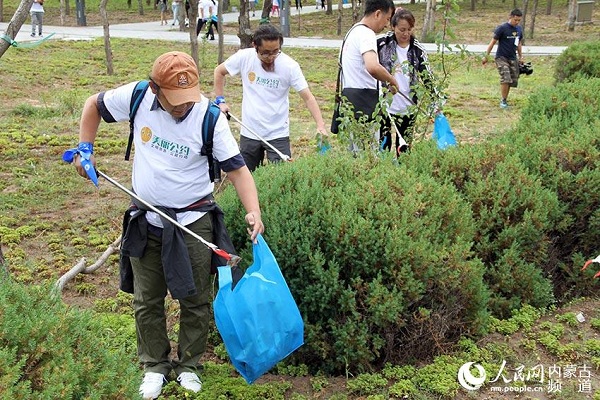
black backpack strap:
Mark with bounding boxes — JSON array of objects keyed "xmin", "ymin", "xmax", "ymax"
[
  {"xmin": 126, "ymin": 80, "xmax": 150, "ymax": 161},
  {"xmin": 200, "ymin": 101, "xmax": 223, "ymax": 183}
]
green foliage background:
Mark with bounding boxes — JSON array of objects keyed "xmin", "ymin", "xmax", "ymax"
[
  {"xmin": 219, "ymin": 77, "xmax": 600, "ymax": 374},
  {"xmin": 0, "ymin": 279, "xmax": 140, "ymax": 399}
]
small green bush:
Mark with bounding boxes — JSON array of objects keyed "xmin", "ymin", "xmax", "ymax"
[
  {"xmin": 219, "ymin": 154, "xmax": 489, "ymax": 374},
  {"xmin": 406, "ymin": 140, "xmax": 559, "ymax": 318},
  {"xmin": 0, "ymin": 278, "xmax": 139, "ymax": 399},
  {"xmin": 508, "ymin": 78, "xmax": 600, "ymax": 300},
  {"xmin": 519, "ymin": 77, "xmax": 600, "ymax": 134},
  {"xmin": 555, "ymin": 41, "xmax": 600, "ymax": 83}
]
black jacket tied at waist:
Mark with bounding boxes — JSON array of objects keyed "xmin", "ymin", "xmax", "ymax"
[{"xmin": 119, "ymin": 193, "xmax": 237, "ymax": 299}]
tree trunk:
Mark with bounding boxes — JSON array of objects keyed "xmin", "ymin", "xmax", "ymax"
[
  {"xmin": 567, "ymin": 0, "xmax": 575, "ymax": 31},
  {"xmin": 99, "ymin": 0, "xmax": 114, "ymax": 74},
  {"xmin": 217, "ymin": 0, "xmax": 224, "ymax": 64},
  {"xmin": 66, "ymin": 0, "xmax": 70, "ymax": 15},
  {"xmin": 128, "ymin": 0, "xmax": 132, "ymax": 8},
  {"xmin": 0, "ymin": 0, "xmax": 34, "ymax": 59},
  {"xmin": 138, "ymin": 0, "xmax": 144, "ymax": 15},
  {"xmin": 528, "ymin": 0, "xmax": 538, "ymax": 39},
  {"xmin": 189, "ymin": 0, "xmax": 199, "ymax": 66},
  {"xmin": 351, "ymin": 0, "xmax": 359, "ymax": 23},
  {"xmin": 326, "ymin": 0, "xmax": 332, "ymax": 15},
  {"xmin": 239, "ymin": 0, "xmax": 253, "ymax": 48},
  {"xmin": 545, "ymin": 0, "xmax": 552, "ymax": 15},
  {"xmin": 60, "ymin": 0, "xmax": 66, "ymax": 24},
  {"xmin": 521, "ymin": 0, "xmax": 528, "ymax": 40},
  {"xmin": 0, "ymin": 0, "xmax": 4, "ymax": 23},
  {"xmin": 261, "ymin": 0, "xmax": 272, "ymax": 21},
  {"xmin": 0, "ymin": 244, "xmax": 7, "ymax": 279},
  {"xmin": 336, "ymin": 0, "xmax": 342, "ymax": 35},
  {"xmin": 297, "ymin": 5, "xmax": 301, "ymax": 31},
  {"xmin": 421, "ymin": 0, "xmax": 435, "ymax": 42},
  {"xmin": 470, "ymin": 0, "xmax": 476, "ymax": 11}
]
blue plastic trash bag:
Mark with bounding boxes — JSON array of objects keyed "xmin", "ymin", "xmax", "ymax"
[
  {"xmin": 432, "ymin": 113, "xmax": 457, "ymax": 150},
  {"xmin": 213, "ymin": 234, "xmax": 304, "ymax": 384}
]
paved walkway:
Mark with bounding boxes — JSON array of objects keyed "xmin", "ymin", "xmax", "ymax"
[{"xmin": 1, "ymin": 5, "xmax": 566, "ymax": 55}]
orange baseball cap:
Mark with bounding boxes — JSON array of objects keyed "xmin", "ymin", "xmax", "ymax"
[{"xmin": 150, "ymin": 51, "xmax": 201, "ymax": 106}]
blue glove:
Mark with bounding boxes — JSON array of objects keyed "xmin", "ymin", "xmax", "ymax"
[{"xmin": 62, "ymin": 142, "xmax": 99, "ymax": 187}]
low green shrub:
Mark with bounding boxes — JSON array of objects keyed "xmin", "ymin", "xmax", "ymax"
[
  {"xmin": 0, "ymin": 278, "xmax": 139, "ymax": 399},
  {"xmin": 216, "ymin": 77, "xmax": 599, "ymax": 375},
  {"xmin": 554, "ymin": 41, "xmax": 600, "ymax": 83},
  {"xmin": 519, "ymin": 77, "xmax": 600, "ymax": 134},
  {"xmin": 219, "ymin": 154, "xmax": 489, "ymax": 374},
  {"xmin": 488, "ymin": 304, "xmax": 543, "ymax": 335},
  {"xmin": 406, "ymin": 140, "xmax": 559, "ymax": 318},
  {"xmin": 508, "ymin": 79, "xmax": 600, "ymax": 300}
]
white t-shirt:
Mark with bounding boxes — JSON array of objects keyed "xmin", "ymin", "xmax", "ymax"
[
  {"xmin": 341, "ymin": 24, "xmax": 377, "ymax": 90},
  {"xmin": 200, "ymin": 0, "xmax": 212, "ymax": 18},
  {"xmin": 208, "ymin": 0, "xmax": 217, "ymax": 18},
  {"xmin": 224, "ymin": 48, "xmax": 309, "ymax": 140},
  {"xmin": 389, "ymin": 44, "xmax": 412, "ymax": 115},
  {"xmin": 102, "ymin": 82, "xmax": 240, "ymax": 226},
  {"xmin": 30, "ymin": 1, "xmax": 44, "ymax": 12}
]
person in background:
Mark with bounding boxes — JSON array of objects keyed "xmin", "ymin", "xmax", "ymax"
[
  {"xmin": 482, "ymin": 8, "xmax": 524, "ymax": 109},
  {"xmin": 171, "ymin": 0, "xmax": 182, "ymax": 26},
  {"xmin": 205, "ymin": 0, "xmax": 219, "ymax": 40},
  {"xmin": 30, "ymin": 0, "xmax": 44, "ymax": 37},
  {"xmin": 157, "ymin": 0, "xmax": 168, "ymax": 25},
  {"xmin": 333, "ymin": 0, "xmax": 398, "ymax": 150},
  {"xmin": 377, "ymin": 8, "xmax": 441, "ymax": 155},
  {"xmin": 213, "ymin": 24, "xmax": 328, "ymax": 171},
  {"xmin": 247, "ymin": 0, "xmax": 256, "ymax": 17},
  {"xmin": 272, "ymin": 0, "xmax": 280, "ymax": 17},
  {"xmin": 196, "ymin": 0, "xmax": 209, "ymax": 36},
  {"xmin": 70, "ymin": 51, "xmax": 264, "ymax": 399},
  {"xmin": 184, "ymin": 0, "xmax": 191, "ymax": 27}
]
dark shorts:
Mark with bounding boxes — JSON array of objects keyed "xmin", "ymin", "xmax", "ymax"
[
  {"xmin": 495, "ymin": 57, "xmax": 519, "ymax": 88},
  {"xmin": 240, "ymin": 135, "xmax": 291, "ymax": 172}
]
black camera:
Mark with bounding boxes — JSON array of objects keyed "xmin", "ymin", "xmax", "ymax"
[{"xmin": 519, "ymin": 62, "xmax": 533, "ymax": 76}]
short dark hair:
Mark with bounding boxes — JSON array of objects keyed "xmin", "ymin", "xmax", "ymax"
[
  {"xmin": 364, "ymin": 0, "xmax": 395, "ymax": 16},
  {"xmin": 252, "ymin": 24, "xmax": 284, "ymax": 47},
  {"xmin": 391, "ymin": 7, "xmax": 415, "ymax": 28},
  {"xmin": 510, "ymin": 8, "xmax": 523, "ymax": 17}
]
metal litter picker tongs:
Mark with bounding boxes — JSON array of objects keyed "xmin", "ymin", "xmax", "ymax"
[
  {"xmin": 61, "ymin": 143, "xmax": 243, "ymax": 268},
  {"xmin": 226, "ymin": 112, "xmax": 292, "ymax": 162},
  {"xmin": 97, "ymin": 170, "xmax": 241, "ymax": 266}
]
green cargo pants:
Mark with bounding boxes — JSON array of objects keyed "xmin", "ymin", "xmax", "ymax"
[{"xmin": 130, "ymin": 214, "xmax": 213, "ymax": 377}]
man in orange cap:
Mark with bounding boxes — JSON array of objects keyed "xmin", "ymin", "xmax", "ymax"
[{"xmin": 71, "ymin": 51, "xmax": 264, "ymax": 399}]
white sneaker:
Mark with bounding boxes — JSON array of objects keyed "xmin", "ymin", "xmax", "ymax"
[
  {"xmin": 177, "ymin": 371, "xmax": 202, "ymax": 392},
  {"xmin": 139, "ymin": 372, "xmax": 166, "ymax": 399}
]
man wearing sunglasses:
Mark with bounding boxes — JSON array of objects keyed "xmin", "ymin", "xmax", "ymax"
[{"xmin": 214, "ymin": 24, "xmax": 328, "ymax": 171}]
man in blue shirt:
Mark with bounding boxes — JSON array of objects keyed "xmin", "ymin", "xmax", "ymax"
[{"xmin": 482, "ymin": 9, "xmax": 524, "ymax": 109}]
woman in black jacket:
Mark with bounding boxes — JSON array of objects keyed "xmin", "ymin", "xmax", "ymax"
[{"xmin": 377, "ymin": 8, "xmax": 440, "ymax": 155}]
